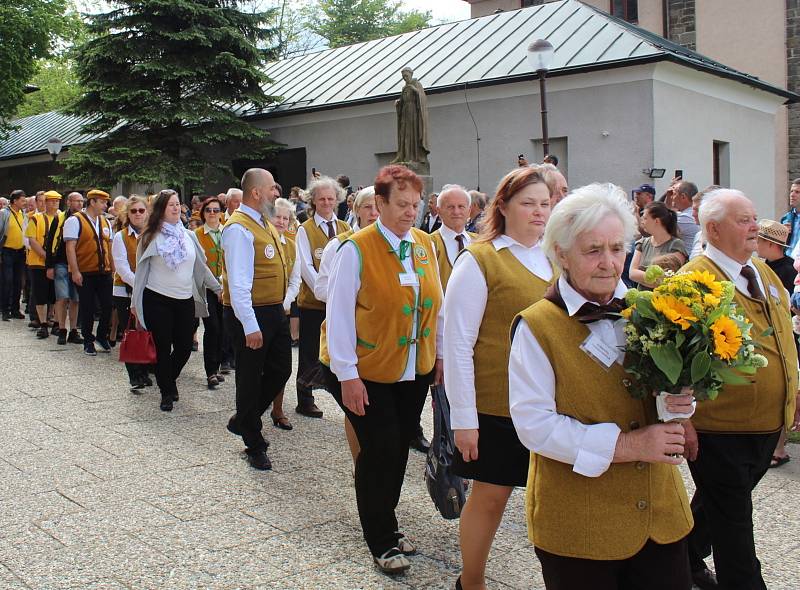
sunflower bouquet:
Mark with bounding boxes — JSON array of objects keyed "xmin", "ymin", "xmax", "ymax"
[{"xmin": 621, "ymin": 266, "xmax": 768, "ymax": 411}]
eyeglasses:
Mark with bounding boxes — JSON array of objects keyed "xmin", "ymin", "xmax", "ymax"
[
  {"xmin": 129, "ymin": 208, "xmax": 146, "ymax": 214},
  {"xmin": 205, "ymin": 208, "xmax": 221, "ymax": 213}
]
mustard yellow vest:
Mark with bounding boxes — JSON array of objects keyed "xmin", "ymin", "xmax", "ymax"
[
  {"xmin": 468, "ymin": 241, "xmax": 553, "ymax": 417},
  {"xmin": 113, "ymin": 229, "xmax": 138, "ymax": 288},
  {"xmin": 319, "ymin": 229, "xmax": 355, "ymax": 364},
  {"xmin": 221, "ymin": 210, "xmax": 287, "ymax": 307},
  {"xmin": 297, "ymin": 217, "xmax": 350, "ymax": 310},
  {"xmin": 681, "ymin": 256, "xmax": 798, "ymax": 432},
  {"xmin": 516, "ymin": 300, "xmax": 693, "ymax": 560},
  {"xmin": 75, "ymin": 212, "xmax": 112, "ymax": 274},
  {"xmin": 195, "ymin": 226, "xmax": 224, "ymax": 278},
  {"xmin": 430, "ymin": 229, "xmax": 477, "ymax": 292},
  {"xmin": 320, "ymin": 224, "xmax": 442, "ymax": 383}
]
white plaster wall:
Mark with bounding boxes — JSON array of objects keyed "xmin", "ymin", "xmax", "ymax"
[
  {"xmin": 256, "ymin": 72, "xmax": 656, "ymax": 198},
  {"xmin": 652, "ymin": 67, "xmax": 781, "ymax": 218}
]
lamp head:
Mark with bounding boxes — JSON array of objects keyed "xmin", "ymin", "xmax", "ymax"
[
  {"xmin": 46, "ymin": 138, "xmax": 63, "ymax": 162},
  {"xmin": 527, "ymin": 39, "xmax": 555, "ymax": 73}
]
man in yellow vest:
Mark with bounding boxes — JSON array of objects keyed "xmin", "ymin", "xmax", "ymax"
[
  {"xmin": 45, "ymin": 192, "xmax": 84, "ymax": 345},
  {"xmin": 294, "ymin": 176, "xmax": 350, "ymax": 418},
  {"xmin": 24, "ymin": 190, "xmax": 62, "ymax": 339},
  {"xmin": 221, "ymin": 168, "xmax": 291, "ymax": 471},
  {"xmin": 64, "ymin": 189, "xmax": 115, "ymax": 356},
  {"xmin": 681, "ymin": 189, "xmax": 800, "ymax": 590},
  {"xmin": 324, "ymin": 165, "xmax": 443, "ymax": 574},
  {"xmin": 0, "ymin": 190, "xmax": 28, "ymax": 321}
]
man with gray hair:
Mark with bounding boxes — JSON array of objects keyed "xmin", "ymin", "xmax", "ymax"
[
  {"xmin": 465, "ymin": 190, "xmax": 487, "ymax": 233},
  {"xmin": 539, "ymin": 163, "xmax": 569, "ymax": 207},
  {"xmin": 671, "ymin": 180, "xmax": 700, "ymax": 247},
  {"xmin": 430, "ymin": 185, "xmax": 474, "ymax": 291},
  {"xmin": 680, "ymin": 188, "xmax": 800, "ymax": 589},
  {"xmin": 223, "ymin": 188, "xmax": 242, "ymax": 222},
  {"xmin": 294, "ymin": 176, "xmax": 350, "ymax": 418}
]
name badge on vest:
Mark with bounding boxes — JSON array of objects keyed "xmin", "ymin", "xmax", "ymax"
[
  {"xmin": 399, "ymin": 272, "xmax": 419, "ymax": 287},
  {"xmin": 580, "ymin": 332, "xmax": 618, "ymax": 370},
  {"xmin": 264, "ymin": 244, "xmax": 275, "ymax": 259},
  {"xmin": 102, "ymin": 226, "xmax": 110, "ymax": 237},
  {"xmin": 314, "ymin": 247, "xmax": 324, "ymax": 260},
  {"xmin": 768, "ymin": 284, "xmax": 780, "ymax": 302}
]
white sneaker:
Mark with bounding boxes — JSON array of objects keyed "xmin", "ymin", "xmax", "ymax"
[
  {"xmin": 397, "ymin": 535, "xmax": 417, "ymax": 555},
  {"xmin": 373, "ymin": 548, "xmax": 411, "ymax": 574}
]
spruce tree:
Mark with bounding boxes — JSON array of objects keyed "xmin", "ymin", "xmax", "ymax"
[{"xmin": 58, "ymin": 0, "xmax": 280, "ymax": 192}]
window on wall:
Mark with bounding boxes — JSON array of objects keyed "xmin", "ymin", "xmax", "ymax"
[
  {"xmin": 610, "ymin": 0, "xmax": 638, "ymax": 22},
  {"xmin": 713, "ymin": 141, "xmax": 730, "ymax": 187}
]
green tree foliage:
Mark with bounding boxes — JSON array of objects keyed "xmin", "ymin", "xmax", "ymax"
[
  {"xmin": 15, "ymin": 57, "xmax": 82, "ymax": 119},
  {"xmin": 57, "ymin": 0, "xmax": 282, "ymax": 192},
  {"xmin": 0, "ymin": 0, "xmax": 75, "ymax": 136},
  {"xmin": 304, "ymin": 0, "xmax": 432, "ymax": 49}
]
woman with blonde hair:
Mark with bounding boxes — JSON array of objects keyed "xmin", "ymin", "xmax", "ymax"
[
  {"xmin": 444, "ymin": 165, "xmax": 554, "ymax": 590},
  {"xmin": 268, "ymin": 197, "xmax": 302, "ymax": 429},
  {"xmin": 112, "ymin": 195, "xmax": 149, "ymax": 389}
]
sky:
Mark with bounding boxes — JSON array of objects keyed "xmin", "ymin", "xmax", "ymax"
[{"xmin": 403, "ymin": 0, "xmax": 470, "ymax": 23}]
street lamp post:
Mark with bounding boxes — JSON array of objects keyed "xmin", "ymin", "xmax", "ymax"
[
  {"xmin": 526, "ymin": 39, "xmax": 555, "ymax": 159},
  {"xmin": 46, "ymin": 138, "xmax": 63, "ymax": 161}
]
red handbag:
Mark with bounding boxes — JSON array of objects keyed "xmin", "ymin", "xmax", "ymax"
[{"xmin": 118, "ymin": 316, "xmax": 157, "ymax": 364}]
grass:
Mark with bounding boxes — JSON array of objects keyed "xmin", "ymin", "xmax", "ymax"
[{"xmin": 789, "ymin": 430, "xmax": 800, "ymax": 444}]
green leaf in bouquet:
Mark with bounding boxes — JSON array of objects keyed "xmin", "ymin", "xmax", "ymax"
[
  {"xmin": 674, "ymin": 331, "xmax": 685, "ymax": 348},
  {"xmin": 650, "ymin": 342, "xmax": 683, "ymax": 385},
  {"xmin": 760, "ymin": 327, "xmax": 774, "ymax": 337},
  {"xmin": 715, "ymin": 366, "xmax": 753, "ymax": 385},
  {"xmin": 635, "ymin": 297, "xmax": 659, "ymax": 321},
  {"xmin": 736, "ymin": 364, "xmax": 757, "ymax": 375},
  {"xmin": 690, "ymin": 351, "xmax": 711, "ymax": 383}
]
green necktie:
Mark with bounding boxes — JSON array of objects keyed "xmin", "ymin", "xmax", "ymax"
[{"xmin": 398, "ymin": 240, "xmax": 410, "ymax": 261}]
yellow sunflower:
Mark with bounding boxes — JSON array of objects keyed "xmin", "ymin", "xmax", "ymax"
[
  {"xmin": 651, "ymin": 294, "xmax": 698, "ymax": 330},
  {"xmin": 710, "ymin": 315, "xmax": 742, "ymax": 360},
  {"xmin": 621, "ymin": 306, "xmax": 634, "ymax": 319},
  {"xmin": 703, "ymin": 293, "xmax": 721, "ymax": 308},
  {"xmin": 686, "ymin": 270, "xmax": 723, "ymax": 297}
]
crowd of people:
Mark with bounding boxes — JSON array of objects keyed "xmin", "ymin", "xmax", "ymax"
[{"xmin": 0, "ymin": 161, "xmax": 798, "ymax": 590}]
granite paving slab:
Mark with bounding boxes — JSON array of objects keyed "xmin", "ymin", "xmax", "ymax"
[{"xmin": 1, "ymin": 318, "xmax": 798, "ymax": 589}]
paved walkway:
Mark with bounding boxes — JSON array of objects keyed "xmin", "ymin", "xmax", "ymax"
[{"xmin": 0, "ymin": 319, "xmax": 797, "ymax": 589}]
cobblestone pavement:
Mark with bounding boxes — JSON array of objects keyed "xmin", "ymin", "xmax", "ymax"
[{"xmin": 0, "ymin": 319, "xmax": 797, "ymax": 589}]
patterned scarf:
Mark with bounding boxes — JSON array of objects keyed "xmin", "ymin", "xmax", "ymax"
[{"xmin": 158, "ymin": 221, "xmax": 188, "ymax": 270}]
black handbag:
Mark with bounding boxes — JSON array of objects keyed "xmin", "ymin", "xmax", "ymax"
[{"xmin": 424, "ymin": 384, "xmax": 466, "ymax": 520}]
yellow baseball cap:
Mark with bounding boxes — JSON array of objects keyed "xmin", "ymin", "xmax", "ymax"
[
  {"xmin": 86, "ymin": 189, "xmax": 111, "ymax": 200},
  {"xmin": 43, "ymin": 190, "xmax": 62, "ymax": 200}
]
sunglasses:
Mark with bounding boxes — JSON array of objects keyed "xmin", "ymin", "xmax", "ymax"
[
  {"xmin": 205, "ymin": 208, "xmax": 221, "ymax": 213},
  {"xmin": 129, "ymin": 208, "xmax": 146, "ymax": 214}
]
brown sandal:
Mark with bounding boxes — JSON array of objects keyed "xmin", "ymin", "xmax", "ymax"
[{"xmin": 270, "ymin": 412, "xmax": 293, "ymax": 430}]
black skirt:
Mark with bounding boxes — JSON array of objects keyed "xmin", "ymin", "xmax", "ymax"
[{"xmin": 452, "ymin": 413, "xmax": 530, "ymax": 487}]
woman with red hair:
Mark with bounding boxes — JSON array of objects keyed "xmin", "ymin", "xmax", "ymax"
[
  {"xmin": 322, "ymin": 165, "xmax": 444, "ymax": 575},
  {"xmin": 443, "ymin": 166, "xmax": 554, "ymax": 590}
]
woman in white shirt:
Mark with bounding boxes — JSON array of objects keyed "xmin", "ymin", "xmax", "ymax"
[
  {"xmin": 508, "ymin": 184, "xmax": 693, "ymax": 589},
  {"xmin": 443, "ymin": 166, "xmax": 553, "ymax": 590},
  {"xmin": 267, "ymin": 197, "xmax": 302, "ymax": 430},
  {"xmin": 131, "ymin": 190, "xmax": 221, "ymax": 412},
  {"xmin": 111, "ymin": 196, "xmax": 148, "ymax": 390}
]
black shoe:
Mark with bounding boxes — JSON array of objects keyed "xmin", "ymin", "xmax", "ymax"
[
  {"xmin": 410, "ymin": 434, "xmax": 430, "ymax": 454},
  {"xmin": 219, "ymin": 362, "xmax": 232, "ymax": 375},
  {"xmin": 95, "ymin": 338, "xmax": 111, "ymax": 353},
  {"xmin": 50, "ymin": 324, "xmax": 59, "ymax": 336},
  {"xmin": 247, "ymin": 451, "xmax": 272, "ymax": 470},
  {"xmin": 57, "ymin": 329, "xmax": 67, "ymax": 345},
  {"xmin": 28, "ymin": 320, "xmax": 39, "ymax": 329},
  {"xmin": 130, "ymin": 378, "xmax": 145, "ymax": 391},
  {"xmin": 271, "ymin": 412, "xmax": 294, "ymax": 431},
  {"xmin": 226, "ymin": 415, "xmax": 242, "ymax": 436},
  {"xmin": 2, "ymin": 314, "xmax": 9, "ymax": 321},
  {"xmin": 12, "ymin": 311, "xmax": 25, "ymax": 319},
  {"xmin": 36, "ymin": 326, "xmax": 49, "ymax": 339},
  {"xmin": 160, "ymin": 397, "xmax": 173, "ymax": 411},
  {"xmin": 84, "ymin": 343, "xmax": 97, "ymax": 356},
  {"xmin": 214, "ymin": 373, "xmax": 225, "ymax": 383},
  {"xmin": 143, "ymin": 375, "xmax": 153, "ymax": 387},
  {"xmin": 692, "ymin": 568, "xmax": 718, "ymax": 590},
  {"xmin": 207, "ymin": 375, "xmax": 219, "ymax": 390},
  {"xmin": 67, "ymin": 330, "xmax": 84, "ymax": 344},
  {"xmin": 109, "ymin": 339, "xmax": 117, "ymax": 348},
  {"xmin": 295, "ymin": 403, "xmax": 323, "ymax": 418}
]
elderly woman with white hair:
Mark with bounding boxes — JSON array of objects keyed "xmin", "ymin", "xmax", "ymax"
[
  {"xmin": 444, "ymin": 165, "xmax": 554, "ymax": 590},
  {"xmin": 508, "ymin": 183, "xmax": 693, "ymax": 590},
  {"xmin": 294, "ymin": 176, "xmax": 351, "ymax": 418}
]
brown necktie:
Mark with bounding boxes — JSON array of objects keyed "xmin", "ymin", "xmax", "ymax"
[
  {"xmin": 740, "ymin": 265, "xmax": 765, "ymax": 301},
  {"xmin": 326, "ymin": 220, "xmax": 335, "ymax": 239},
  {"xmin": 455, "ymin": 234, "xmax": 465, "ymax": 252},
  {"xmin": 574, "ymin": 299, "xmax": 627, "ymax": 324}
]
